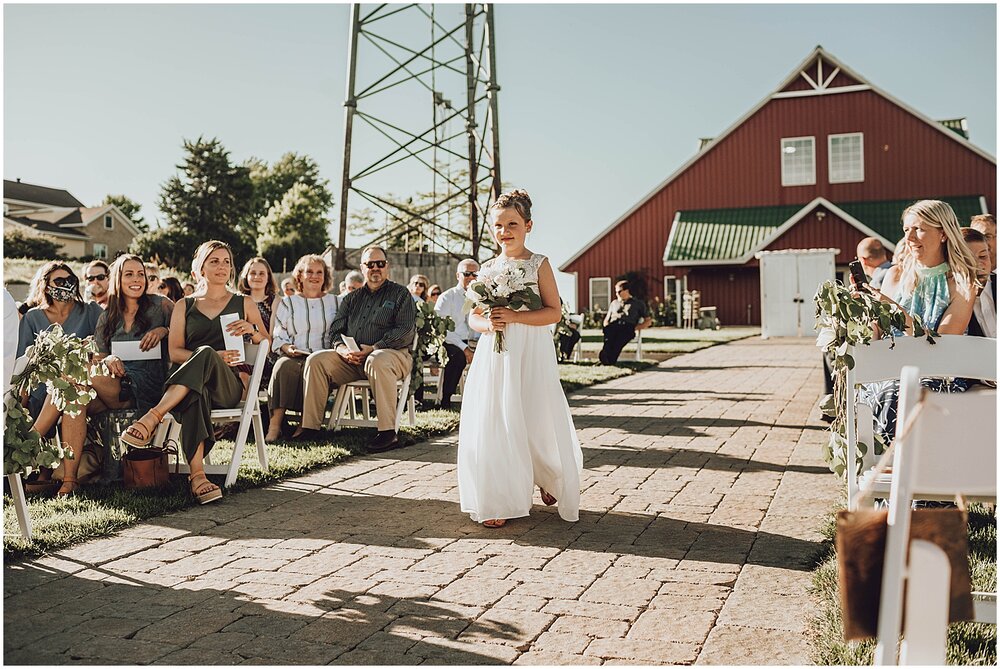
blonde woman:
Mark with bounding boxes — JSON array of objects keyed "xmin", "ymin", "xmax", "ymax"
[
  {"xmin": 120, "ymin": 241, "xmax": 270, "ymax": 504},
  {"xmin": 859, "ymin": 200, "xmax": 980, "ymax": 448},
  {"xmin": 265, "ymin": 255, "xmax": 340, "ymax": 442},
  {"xmin": 407, "ymin": 274, "xmax": 430, "ymax": 302}
]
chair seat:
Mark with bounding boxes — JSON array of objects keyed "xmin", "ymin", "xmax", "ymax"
[{"xmin": 344, "ymin": 378, "xmax": 405, "ymax": 388}]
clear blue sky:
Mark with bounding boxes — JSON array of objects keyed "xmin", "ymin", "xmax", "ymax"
[{"xmin": 5, "ymin": 3, "xmax": 996, "ymax": 309}]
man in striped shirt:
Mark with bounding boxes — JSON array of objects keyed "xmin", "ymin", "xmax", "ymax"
[{"xmin": 294, "ymin": 246, "xmax": 417, "ymax": 452}]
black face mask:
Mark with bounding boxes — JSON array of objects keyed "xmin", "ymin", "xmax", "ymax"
[{"xmin": 47, "ymin": 276, "xmax": 79, "ymax": 303}]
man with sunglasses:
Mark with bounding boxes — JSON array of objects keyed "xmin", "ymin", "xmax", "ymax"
[
  {"xmin": 433, "ymin": 259, "xmax": 481, "ymax": 410},
  {"xmin": 295, "ymin": 246, "xmax": 417, "ymax": 452},
  {"xmin": 82, "ymin": 260, "xmax": 110, "ymax": 309}
]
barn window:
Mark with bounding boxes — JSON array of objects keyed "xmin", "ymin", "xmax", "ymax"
[
  {"xmin": 589, "ymin": 277, "xmax": 612, "ymax": 312},
  {"xmin": 828, "ymin": 132, "xmax": 864, "ymax": 183},
  {"xmin": 781, "ymin": 136, "xmax": 816, "ymax": 186}
]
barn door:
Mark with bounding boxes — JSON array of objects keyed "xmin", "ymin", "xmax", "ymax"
[
  {"xmin": 794, "ymin": 253, "xmax": 834, "ymax": 338},
  {"xmin": 760, "ymin": 254, "xmax": 799, "ymax": 338}
]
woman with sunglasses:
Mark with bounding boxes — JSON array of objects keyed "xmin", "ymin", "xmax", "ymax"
[
  {"xmin": 427, "ymin": 284, "xmax": 442, "ymax": 305},
  {"xmin": 407, "ymin": 274, "xmax": 430, "ymax": 303},
  {"xmin": 17, "ymin": 261, "xmax": 103, "ymax": 496},
  {"xmin": 157, "ymin": 276, "xmax": 186, "ymax": 302}
]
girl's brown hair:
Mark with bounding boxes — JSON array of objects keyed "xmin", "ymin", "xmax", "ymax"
[
  {"xmin": 238, "ymin": 256, "xmax": 278, "ymax": 299},
  {"xmin": 102, "ymin": 254, "xmax": 154, "ymax": 345},
  {"xmin": 490, "ymin": 188, "xmax": 533, "ymax": 222}
]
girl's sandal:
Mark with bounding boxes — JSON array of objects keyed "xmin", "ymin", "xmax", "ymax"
[
  {"xmin": 57, "ymin": 476, "xmax": 80, "ymax": 498},
  {"xmin": 540, "ymin": 488, "xmax": 557, "ymax": 506},
  {"xmin": 483, "ymin": 518, "xmax": 507, "ymax": 528},
  {"xmin": 120, "ymin": 408, "xmax": 165, "ymax": 448},
  {"xmin": 189, "ymin": 472, "xmax": 222, "ymax": 505}
]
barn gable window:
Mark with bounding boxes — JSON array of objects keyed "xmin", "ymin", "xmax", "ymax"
[
  {"xmin": 828, "ymin": 132, "xmax": 864, "ymax": 183},
  {"xmin": 589, "ymin": 277, "xmax": 612, "ymax": 312},
  {"xmin": 780, "ymin": 136, "xmax": 816, "ymax": 187}
]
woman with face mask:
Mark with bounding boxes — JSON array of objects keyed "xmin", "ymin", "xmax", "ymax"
[{"xmin": 16, "ymin": 262, "xmax": 103, "ymax": 496}]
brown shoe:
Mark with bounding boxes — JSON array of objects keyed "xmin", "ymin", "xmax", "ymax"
[{"xmin": 367, "ymin": 430, "xmax": 399, "ymax": 453}]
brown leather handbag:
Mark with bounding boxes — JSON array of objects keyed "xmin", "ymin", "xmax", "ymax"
[{"xmin": 123, "ymin": 442, "xmax": 178, "ymax": 490}]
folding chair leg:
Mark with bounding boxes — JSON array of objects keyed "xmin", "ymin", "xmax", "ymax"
[
  {"xmin": 225, "ymin": 417, "xmax": 254, "ymax": 489},
  {"xmin": 252, "ymin": 411, "xmax": 269, "ymax": 472},
  {"xmin": 328, "ymin": 387, "xmax": 348, "ymax": 431},
  {"xmin": 7, "ymin": 473, "xmax": 32, "ymax": 539},
  {"xmin": 899, "ymin": 540, "xmax": 949, "ymax": 665},
  {"xmin": 408, "ymin": 395, "xmax": 416, "ymax": 426}
]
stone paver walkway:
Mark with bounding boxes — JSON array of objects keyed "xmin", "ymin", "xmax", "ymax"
[{"xmin": 4, "ymin": 337, "xmax": 839, "ymax": 665}]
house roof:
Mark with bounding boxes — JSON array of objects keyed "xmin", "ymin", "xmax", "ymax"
[
  {"xmin": 5, "ymin": 215, "xmax": 89, "ymax": 239},
  {"xmin": 560, "ymin": 46, "xmax": 996, "ymax": 272},
  {"xmin": 11, "ymin": 208, "xmax": 81, "ymax": 225},
  {"xmin": 663, "ymin": 195, "xmax": 987, "ymax": 265},
  {"xmin": 3, "ymin": 180, "xmax": 84, "ymax": 208}
]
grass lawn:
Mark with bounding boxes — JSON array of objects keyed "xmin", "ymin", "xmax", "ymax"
[
  {"xmin": 810, "ymin": 501, "xmax": 997, "ymax": 665},
  {"xmin": 4, "ymin": 360, "xmax": 657, "ymax": 560},
  {"xmin": 574, "ymin": 326, "xmax": 759, "ymax": 362}
]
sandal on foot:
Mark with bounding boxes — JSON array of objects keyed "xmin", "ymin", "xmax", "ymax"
[
  {"xmin": 120, "ymin": 407, "xmax": 165, "ymax": 448},
  {"xmin": 483, "ymin": 518, "xmax": 507, "ymax": 528},
  {"xmin": 57, "ymin": 476, "xmax": 80, "ymax": 498},
  {"xmin": 540, "ymin": 488, "xmax": 557, "ymax": 506},
  {"xmin": 189, "ymin": 473, "xmax": 222, "ymax": 505}
]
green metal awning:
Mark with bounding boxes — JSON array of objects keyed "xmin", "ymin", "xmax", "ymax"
[{"xmin": 663, "ymin": 195, "xmax": 986, "ymax": 265}]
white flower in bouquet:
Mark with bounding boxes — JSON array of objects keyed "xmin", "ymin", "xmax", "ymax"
[{"xmin": 463, "ymin": 262, "xmax": 544, "ymax": 353}]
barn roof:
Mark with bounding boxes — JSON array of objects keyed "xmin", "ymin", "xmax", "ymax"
[
  {"xmin": 663, "ymin": 194, "xmax": 986, "ymax": 265},
  {"xmin": 561, "ymin": 46, "xmax": 996, "ymax": 272}
]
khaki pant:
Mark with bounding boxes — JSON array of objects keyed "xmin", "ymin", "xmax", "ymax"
[{"xmin": 301, "ymin": 348, "xmax": 412, "ymax": 431}]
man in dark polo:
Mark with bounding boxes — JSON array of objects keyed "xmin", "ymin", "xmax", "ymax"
[
  {"xmin": 294, "ymin": 245, "xmax": 416, "ymax": 452},
  {"xmin": 599, "ymin": 280, "xmax": 651, "ymax": 365}
]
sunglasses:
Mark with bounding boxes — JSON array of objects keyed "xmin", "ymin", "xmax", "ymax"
[
  {"xmin": 51, "ymin": 276, "xmax": 78, "ymax": 288},
  {"xmin": 363, "ymin": 260, "xmax": 387, "ymax": 269},
  {"xmin": 86, "ymin": 273, "xmax": 108, "ymax": 282},
  {"xmin": 414, "ymin": 282, "xmax": 426, "ymax": 287},
  {"xmin": 461, "ymin": 271, "xmax": 478, "ymax": 278},
  {"xmin": 430, "ymin": 291, "xmax": 441, "ymax": 297}
]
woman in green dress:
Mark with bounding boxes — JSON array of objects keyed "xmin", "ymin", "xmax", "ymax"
[{"xmin": 120, "ymin": 241, "xmax": 270, "ymax": 504}]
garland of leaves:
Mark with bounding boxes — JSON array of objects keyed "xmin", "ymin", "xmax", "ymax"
[
  {"xmin": 4, "ymin": 325, "xmax": 108, "ymax": 476},
  {"xmin": 411, "ymin": 301, "xmax": 456, "ymax": 396},
  {"xmin": 813, "ymin": 280, "xmax": 936, "ymax": 478}
]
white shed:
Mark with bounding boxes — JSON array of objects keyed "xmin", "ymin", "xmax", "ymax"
[{"xmin": 755, "ymin": 248, "xmax": 839, "ymax": 339}]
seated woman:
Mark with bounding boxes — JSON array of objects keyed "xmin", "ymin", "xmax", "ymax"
[
  {"xmin": 237, "ymin": 256, "xmax": 279, "ymax": 387},
  {"xmin": 407, "ymin": 274, "xmax": 430, "ymax": 303},
  {"xmin": 265, "ymin": 254, "xmax": 340, "ymax": 442},
  {"xmin": 120, "ymin": 240, "xmax": 270, "ymax": 504},
  {"xmin": 157, "ymin": 276, "xmax": 186, "ymax": 303},
  {"xmin": 17, "ymin": 262, "xmax": 103, "ymax": 496},
  {"xmin": 859, "ymin": 200, "xmax": 979, "ymax": 443},
  {"xmin": 90, "ymin": 254, "xmax": 173, "ymax": 417}
]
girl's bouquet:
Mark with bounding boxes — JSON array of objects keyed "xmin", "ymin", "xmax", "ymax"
[{"xmin": 464, "ymin": 261, "xmax": 543, "ymax": 353}]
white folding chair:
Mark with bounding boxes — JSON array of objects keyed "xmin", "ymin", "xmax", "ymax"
[
  {"xmin": 845, "ymin": 335, "xmax": 997, "ymax": 509},
  {"xmin": 875, "ymin": 365, "xmax": 997, "ymax": 665},
  {"xmin": 635, "ymin": 328, "xmax": 643, "ymax": 362},
  {"xmin": 159, "ymin": 343, "xmax": 270, "ymax": 488},
  {"xmin": 5, "ymin": 355, "xmax": 32, "ymax": 539},
  {"xmin": 326, "ymin": 338, "xmax": 417, "ymax": 432},
  {"xmin": 434, "ymin": 366, "xmax": 468, "ymax": 405}
]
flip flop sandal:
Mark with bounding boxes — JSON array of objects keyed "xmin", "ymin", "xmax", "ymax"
[
  {"xmin": 120, "ymin": 407, "xmax": 164, "ymax": 448},
  {"xmin": 56, "ymin": 476, "xmax": 79, "ymax": 498},
  {"xmin": 483, "ymin": 519, "xmax": 507, "ymax": 528},
  {"xmin": 189, "ymin": 472, "xmax": 223, "ymax": 505},
  {"xmin": 540, "ymin": 488, "xmax": 557, "ymax": 506}
]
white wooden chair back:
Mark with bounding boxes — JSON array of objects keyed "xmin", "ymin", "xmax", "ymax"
[
  {"xmin": 845, "ymin": 335, "xmax": 997, "ymax": 508},
  {"xmin": 162, "ymin": 342, "xmax": 270, "ymax": 488},
  {"xmin": 875, "ymin": 365, "xmax": 997, "ymax": 665}
]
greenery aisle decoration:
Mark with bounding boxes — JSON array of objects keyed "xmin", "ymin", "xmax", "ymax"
[
  {"xmin": 411, "ymin": 301, "xmax": 455, "ymax": 396},
  {"xmin": 4, "ymin": 325, "xmax": 108, "ymax": 476},
  {"xmin": 812, "ymin": 280, "xmax": 935, "ymax": 477}
]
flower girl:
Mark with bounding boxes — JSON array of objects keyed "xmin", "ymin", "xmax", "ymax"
[{"xmin": 458, "ymin": 189, "xmax": 583, "ymax": 528}]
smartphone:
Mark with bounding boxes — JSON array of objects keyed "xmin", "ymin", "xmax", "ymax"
[{"xmin": 848, "ymin": 259, "xmax": 869, "ymax": 288}]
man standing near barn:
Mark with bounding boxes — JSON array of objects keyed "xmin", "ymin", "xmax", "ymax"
[{"xmin": 599, "ymin": 280, "xmax": 651, "ymax": 365}]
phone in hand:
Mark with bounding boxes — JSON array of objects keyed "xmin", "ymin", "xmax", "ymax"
[{"xmin": 848, "ymin": 259, "xmax": 870, "ymax": 290}]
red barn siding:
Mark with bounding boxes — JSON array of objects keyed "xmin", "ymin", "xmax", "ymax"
[
  {"xmin": 685, "ymin": 267, "xmax": 761, "ymax": 326},
  {"xmin": 565, "ymin": 85, "xmax": 996, "ymax": 309},
  {"xmin": 764, "ymin": 209, "xmax": 870, "ymax": 265}
]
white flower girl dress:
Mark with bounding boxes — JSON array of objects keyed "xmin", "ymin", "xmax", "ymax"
[{"xmin": 457, "ymin": 253, "xmax": 583, "ymax": 523}]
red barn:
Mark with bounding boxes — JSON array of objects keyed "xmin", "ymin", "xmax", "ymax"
[{"xmin": 560, "ymin": 46, "xmax": 997, "ymax": 325}]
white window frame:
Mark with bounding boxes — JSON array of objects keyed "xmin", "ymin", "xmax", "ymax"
[
  {"xmin": 93, "ymin": 243, "xmax": 109, "ymax": 259},
  {"xmin": 104, "ymin": 214, "xmax": 113, "ymax": 229},
  {"xmin": 589, "ymin": 277, "xmax": 612, "ymax": 312},
  {"xmin": 781, "ymin": 136, "xmax": 816, "ymax": 187},
  {"xmin": 828, "ymin": 132, "xmax": 865, "ymax": 184}
]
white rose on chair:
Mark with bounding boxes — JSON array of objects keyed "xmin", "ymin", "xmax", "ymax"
[{"xmin": 464, "ymin": 263, "xmax": 542, "ymax": 353}]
